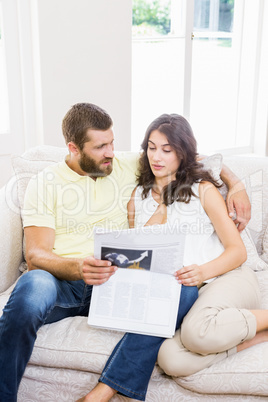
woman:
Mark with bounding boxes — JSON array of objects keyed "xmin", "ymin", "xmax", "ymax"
[
  {"xmin": 78, "ymin": 117, "xmax": 199, "ymax": 402},
  {"xmin": 127, "ymin": 113, "xmax": 268, "ymax": 378},
  {"xmin": 79, "ymin": 113, "xmax": 264, "ymax": 401}
]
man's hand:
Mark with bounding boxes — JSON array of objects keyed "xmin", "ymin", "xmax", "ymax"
[
  {"xmin": 226, "ymin": 181, "xmax": 251, "ymax": 232},
  {"xmin": 80, "ymin": 256, "xmax": 118, "ymax": 285},
  {"xmin": 197, "ymin": 154, "xmax": 251, "ymax": 232},
  {"xmin": 218, "ymin": 161, "xmax": 251, "ymax": 232}
]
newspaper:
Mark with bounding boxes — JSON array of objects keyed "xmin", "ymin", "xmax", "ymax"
[{"xmin": 88, "ymin": 225, "xmax": 185, "ymax": 338}]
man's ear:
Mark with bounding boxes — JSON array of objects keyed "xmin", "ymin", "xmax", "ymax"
[{"xmin": 68, "ymin": 141, "xmax": 80, "ymax": 155}]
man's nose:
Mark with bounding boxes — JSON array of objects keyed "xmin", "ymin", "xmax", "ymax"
[{"xmin": 104, "ymin": 145, "xmax": 114, "ymax": 158}]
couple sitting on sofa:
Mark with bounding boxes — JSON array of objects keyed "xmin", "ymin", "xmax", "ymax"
[{"xmin": 0, "ymin": 102, "xmax": 268, "ymax": 402}]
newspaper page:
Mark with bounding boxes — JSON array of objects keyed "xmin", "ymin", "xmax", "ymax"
[{"xmin": 88, "ymin": 225, "xmax": 185, "ymax": 338}]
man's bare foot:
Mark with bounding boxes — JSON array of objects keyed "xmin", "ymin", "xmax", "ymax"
[
  {"xmin": 76, "ymin": 382, "xmax": 117, "ymax": 402},
  {"xmin": 237, "ymin": 330, "xmax": 268, "ymax": 353}
]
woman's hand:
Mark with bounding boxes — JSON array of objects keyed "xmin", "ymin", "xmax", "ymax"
[{"xmin": 175, "ymin": 264, "xmax": 204, "ymax": 287}]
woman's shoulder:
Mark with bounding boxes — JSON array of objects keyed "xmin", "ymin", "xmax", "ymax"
[
  {"xmin": 198, "ymin": 180, "xmax": 216, "ymax": 195},
  {"xmin": 133, "ymin": 185, "xmax": 144, "ymax": 198},
  {"xmin": 198, "ymin": 181, "xmax": 224, "ymax": 210}
]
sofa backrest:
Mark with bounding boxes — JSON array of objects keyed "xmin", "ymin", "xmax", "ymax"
[
  {"xmin": 8, "ymin": 147, "xmax": 268, "ymax": 256},
  {"xmin": 1, "ymin": 146, "xmax": 267, "ymax": 293},
  {"xmin": 223, "ymin": 156, "xmax": 268, "ymax": 255}
]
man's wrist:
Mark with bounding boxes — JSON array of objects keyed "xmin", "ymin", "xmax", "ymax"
[
  {"xmin": 227, "ymin": 180, "xmax": 246, "ymax": 194},
  {"xmin": 76, "ymin": 259, "xmax": 84, "ymax": 280},
  {"xmin": 220, "ymin": 164, "xmax": 241, "ymax": 190}
]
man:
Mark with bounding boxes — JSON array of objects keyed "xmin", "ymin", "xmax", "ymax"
[{"xmin": 0, "ymin": 103, "xmax": 251, "ymax": 401}]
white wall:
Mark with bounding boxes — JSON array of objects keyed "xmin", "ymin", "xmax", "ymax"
[
  {"xmin": 0, "ymin": 0, "xmax": 132, "ymax": 188},
  {"xmin": 34, "ymin": 0, "xmax": 132, "ymax": 150},
  {"xmin": 253, "ymin": 0, "xmax": 268, "ymax": 155},
  {"xmin": 0, "ymin": 156, "xmax": 13, "ymax": 189}
]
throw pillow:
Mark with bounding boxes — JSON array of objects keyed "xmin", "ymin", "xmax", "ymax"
[
  {"xmin": 199, "ymin": 153, "xmax": 223, "ymax": 183},
  {"xmin": 11, "ymin": 145, "xmax": 67, "ymax": 210}
]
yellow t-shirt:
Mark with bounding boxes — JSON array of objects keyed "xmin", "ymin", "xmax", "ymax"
[{"xmin": 22, "ymin": 152, "xmax": 139, "ymax": 259}]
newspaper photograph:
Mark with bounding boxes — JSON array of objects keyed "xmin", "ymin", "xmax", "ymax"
[{"xmin": 88, "ymin": 225, "xmax": 185, "ymax": 337}]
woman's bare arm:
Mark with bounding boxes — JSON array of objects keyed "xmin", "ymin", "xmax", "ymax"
[{"xmin": 176, "ymin": 182, "xmax": 247, "ymax": 286}]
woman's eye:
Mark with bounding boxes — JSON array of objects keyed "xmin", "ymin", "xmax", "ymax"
[
  {"xmin": 163, "ymin": 150, "xmax": 171, "ymax": 153},
  {"xmin": 148, "ymin": 147, "xmax": 156, "ymax": 151}
]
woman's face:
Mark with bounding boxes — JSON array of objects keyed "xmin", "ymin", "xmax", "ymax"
[{"xmin": 147, "ymin": 130, "xmax": 180, "ymax": 181}]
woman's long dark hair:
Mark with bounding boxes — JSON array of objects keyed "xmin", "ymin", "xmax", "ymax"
[{"xmin": 137, "ymin": 114, "xmax": 221, "ymax": 205}]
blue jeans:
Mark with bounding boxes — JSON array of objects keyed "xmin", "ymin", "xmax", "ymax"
[
  {"xmin": 0, "ymin": 270, "xmax": 93, "ymax": 402},
  {"xmin": 0, "ymin": 270, "xmax": 198, "ymax": 402},
  {"xmin": 99, "ymin": 284, "xmax": 198, "ymax": 401}
]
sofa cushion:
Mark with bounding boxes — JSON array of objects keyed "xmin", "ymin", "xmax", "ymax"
[
  {"xmin": 29, "ymin": 316, "xmax": 124, "ymax": 373},
  {"xmin": 240, "ymin": 228, "xmax": 268, "ymax": 271},
  {"xmin": 261, "ymin": 223, "xmax": 268, "ymax": 264},
  {"xmin": 25, "ymin": 315, "xmax": 268, "ymax": 397},
  {"xmin": 172, "ymin": 269, "xmax": 268, "ymax": 396},
  {"xmin": 174, "ymin": 342, "xmax": 268, "ymax": 396},
  {"xmin": 1, "ymin": 270, "xmax": 267, "ymax": 397},
  {"xmin": 0, "ymin": 186, "xmax": 23, "ymax": 292}
]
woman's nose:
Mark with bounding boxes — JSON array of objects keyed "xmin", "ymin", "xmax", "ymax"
[{"xmin": 152, "ymin": 150, "xmax": 161, "ymax": 161}]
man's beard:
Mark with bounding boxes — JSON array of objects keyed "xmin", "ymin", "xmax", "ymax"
[{"xmin": 79, "ymin": 151, "xmax": 113, "ymax": 177}]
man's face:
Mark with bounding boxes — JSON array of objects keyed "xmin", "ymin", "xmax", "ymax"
[{"xmin": 78, "ymin": 128, "xmax": 114, "ymax": 178}]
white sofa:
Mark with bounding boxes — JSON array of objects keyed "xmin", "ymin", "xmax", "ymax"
[{"xmin": 1, "ymin": 146, "xmax": 268, "ymax": 401}]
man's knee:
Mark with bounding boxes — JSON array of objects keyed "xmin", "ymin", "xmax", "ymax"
[{"xmin": 9, "ymin": 270, "xmax": 58, "ymax": 321}]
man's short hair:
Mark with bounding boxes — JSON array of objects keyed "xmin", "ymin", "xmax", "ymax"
[{"xmin": 62, "ymin": 103, "xmax": 113, "ymax": 150}]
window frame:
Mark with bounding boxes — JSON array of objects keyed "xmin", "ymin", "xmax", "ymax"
[
  {"xmin": 0, "ymin": 0, "xmax": 39, "ymax": 155},
  {"xmin": 131, "ymin": 0, "xmax": 268, "ymax": 156},
  {"xmin": 0, "ymin": 0, "xmax": 24, "ymax": 154}
]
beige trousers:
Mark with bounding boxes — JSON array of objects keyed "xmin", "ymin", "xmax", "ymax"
[{"xmin": 158, "ymin": 265, "xmax": 261, "ymax": 376}]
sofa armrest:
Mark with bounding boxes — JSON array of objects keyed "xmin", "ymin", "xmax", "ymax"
[{"xmin": 0, "ymin": 178, "xmax": 23, "ymax": 293}]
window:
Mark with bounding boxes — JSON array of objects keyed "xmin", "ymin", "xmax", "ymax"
[
  {"xmin": 0, "ymin": 6, "xmax": 9, "ymax": 134},
  {"xmin": 191, "ymin": 0, "xmax": 239, "ymax": 152},
  {"xmin": 131, "ymin": 0, "xmax": 186, "ymax": 150},
  {"xmin": 0, "ymin": 0, "xmax": 27, "ymax": 155},
  {"xmin": 131, "ymin": 0, "xmax": 265, "ymax": 155}
]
